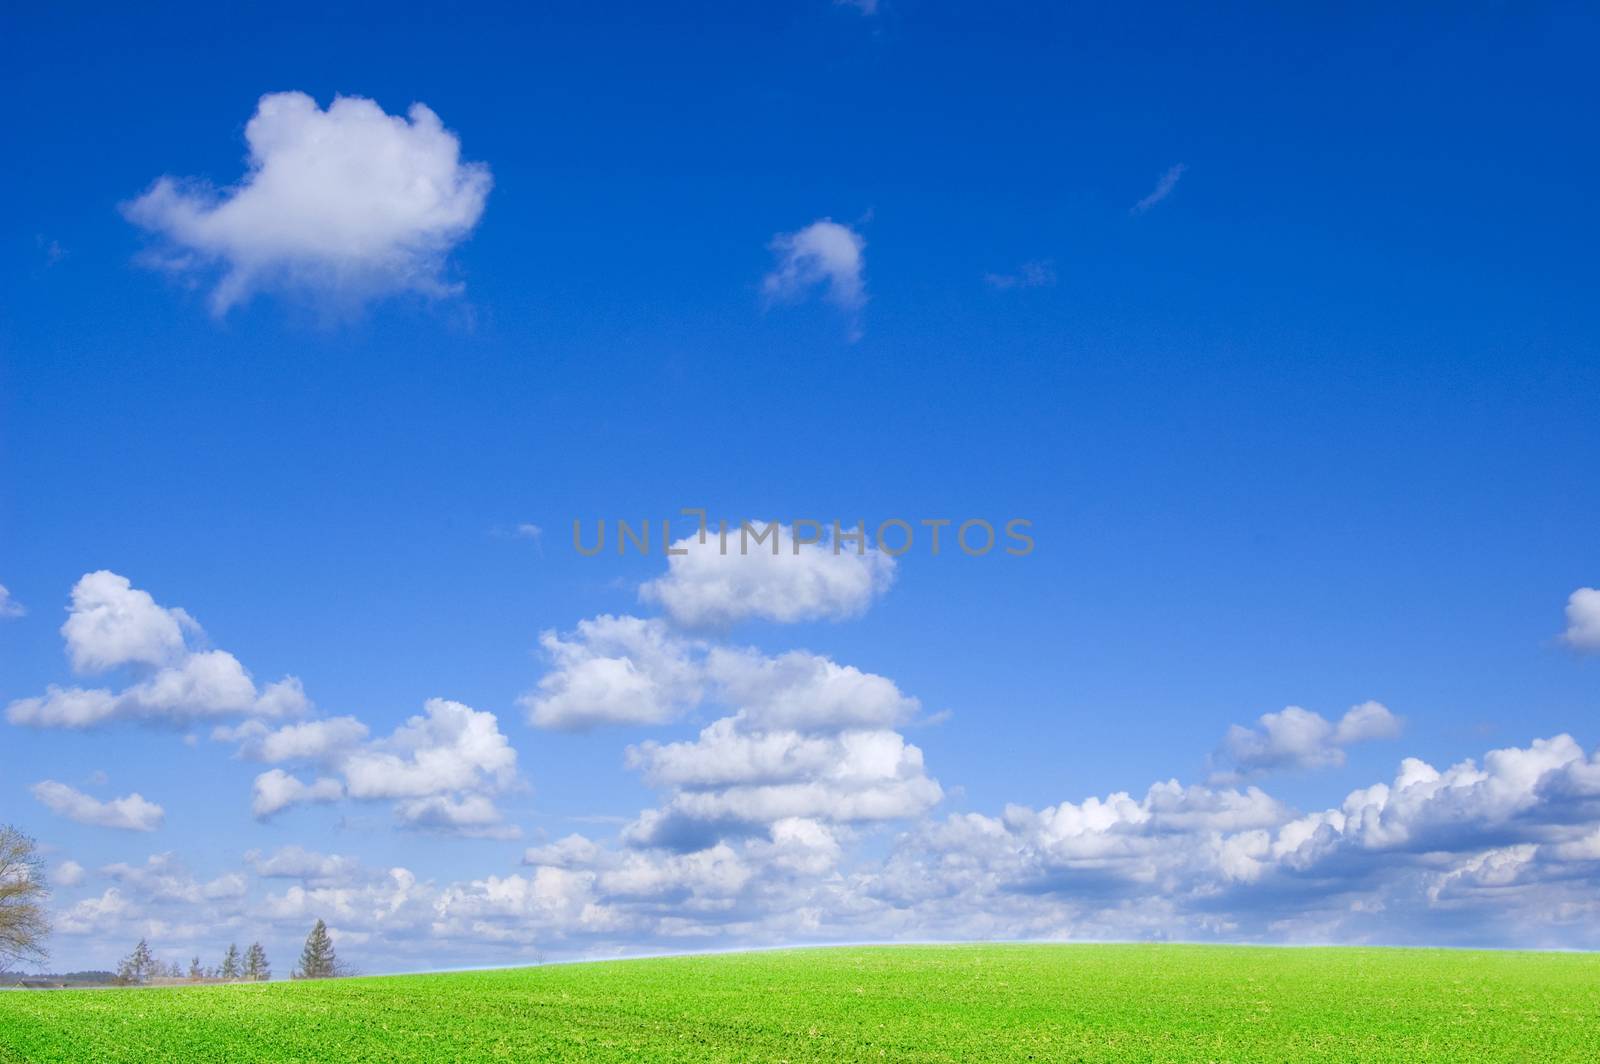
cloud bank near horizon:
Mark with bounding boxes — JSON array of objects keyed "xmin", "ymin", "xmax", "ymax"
[{"xmin": 12, "ymin": 568, "xmax": 1600, "ymax": 973}]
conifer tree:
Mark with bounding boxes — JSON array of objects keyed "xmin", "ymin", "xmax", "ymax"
[
  {"xmin": 116, "ymin": 938, "xmax": 155, "ymax": 985},
  {"xmin": 294, "ymin": 919, "xmax": 337, "ymax": 979},
  {"xmin": 221, "ymin": 943, "xmax": 241, "ymax": 980},
  {"xmin": 243, "ymin": 941, "xmax": 270, "ymax": 981},
  {"xmin": 189, "ymin": 956, "xmax": 202, "ymax": 980}
]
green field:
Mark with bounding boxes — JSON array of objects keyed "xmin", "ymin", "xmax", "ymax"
[{"xmin": 3, "ymin": 943, "xmax": 1599, "ymax": 1062}]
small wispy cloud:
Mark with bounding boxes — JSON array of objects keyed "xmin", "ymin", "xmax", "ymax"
[
  {"xmin": 762, "ymin": 218, "xmax": 867, "ymax": 341},
  {"xmin": 31, "ymin": 780, "xmax": 165, "ymax": 832},
  {"xmin": 36, "ymin": 236, "xmax": 66, "ymax": 267},
  {"xmin": 984, "ymin": 260, "xmax": 1057, "ymax": 290},
  {"xmin": 490, "ymin": 523, "xmax": 544, "ymax": 554},
  {"xmin": 1131, "ymin": 163, "xmax": 1187, "ymax": 215},
  {"xmin": 0, "ymin": 583, "xmax": 24, "ymax": 619},
  {"xmin": 836, "ymin": 0, "xmax": 879, "ymax": 13}
]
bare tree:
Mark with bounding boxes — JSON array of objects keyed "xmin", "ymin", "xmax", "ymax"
[{"xmin": 0, "ymin": 825, "xmax": 50, "ymax": 973}]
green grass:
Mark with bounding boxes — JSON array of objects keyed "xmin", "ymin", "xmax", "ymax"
[{"xmin": 3, "ymin": 943, "xmax": 1599, "ymax": 1062}]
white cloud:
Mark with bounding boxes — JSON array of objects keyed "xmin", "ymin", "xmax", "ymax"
[
  {"xmin": 836, "ymin": 0, "xmax": 879, "ymax": 14},
  {"xmin": 394, "ymin": 795, "xmax": 521, "ymax": 840},
  {"xmin": 342, "ymin": 699, "xmax": 517, "ymax": 800},
  {"xmin": 124, "ymin": 91, "xmax": 491, "ymax": 314},
  {"xmin": 250, "ymin": 769, "xmax": 344, "ymax": 818},
  {"xmin": 102, "ymin": 853, "xmax": 246, "ymax": 904},
  {"xmin": 1212, "ymin": 702, "xmax": 1400, "ymax": 780},
  {"xmin": 53, "ymin": 860, "xmax": 86, "ymax": 887},
  {"xmin": 37, "ymin": 731, "xmax": 1600, "ymax": 973},
  {"xmin": 1331, "ymin": 700, "xmax": 1403, "ymax": 744},
  {"xmin": 251, "ymin": 699, "xmax": 519, "ymax": 836},
  {"xmin": 761, "ymin": 219, "xmax": 866, "ymax": 336},
  {"xmin": 0, "ymin": 583, "xmax": 24, "ymax": 619},
  {"xmin": 7, "ymin": 572, "xmax": 310, "ymax": 729},
  {"xmin": 521, "ymin": 610, "xmax": 916, "ymax": 735},
  {"xmin": 31, "ymin": 780, "xmax": 165, "ymax": 832},
  {"xmin": 1561, "ymin": 588, "xmax": 1600, "ymax": 651},
  {"xmin": 625, "ymin": 723, "xmax": 942, "ymax": 848},
  {"xmin": 520, "ymin": 615, "xmax": 704, "ymax": 731},
  {"xmin": 222, "ymin": 715, "xmax": 370, "ymax": 763},
  {"xmin": 706, "ymin": 648, "xmax": 919, "ymax": 731},
  {"xmin": 246, "ymin": 846, "xmax": 363, "ymax": 886},
  {"xmin": 61, "ymin": 570, "xmax": 194, "ymax": 672},
  {"xmin": 640, "ymin": 524, "xmax": 895, "ymax": 628},
  {"xmin": 1131, "ymin": 163, "xmax": 1186, "ymax": 214}
]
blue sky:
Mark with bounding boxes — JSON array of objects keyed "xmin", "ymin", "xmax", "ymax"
[{"xmin": 4, "ymin": 1, "xmax": 1600, "ymax": 974}]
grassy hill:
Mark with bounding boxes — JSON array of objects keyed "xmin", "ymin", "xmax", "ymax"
[{"xmin": 3, "ymin": 943, "xmax": 1599, "ymax": 1062}]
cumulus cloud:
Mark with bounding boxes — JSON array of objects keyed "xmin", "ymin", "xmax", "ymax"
[
  {"xmin": 220, "ymin": 715, "xmax": 370, "ymax": 763},
  {"xmin": 612, "ymin": 641, "xmax": 939, "ymax": 851},
  {"xmin": 1131, "ymin": 163, "xmax": 1186, "ymax": 214},
  {"xmin": 640, "ymin": 524, "xmax": 895, "ymax": 628},
  {"xmin": 342, "ymin": 699, "xmax": 516, "ymax": 800},
  {"xmin": 246, "ymin": 846, "xmax": 363, "ymax": 886},
  {"xmin": 706, "ymin": 647, "xmax": 920, "ymax": 731},
  {"xmin": 624, "ymin": 722, "xmax": 941, "ymax": 849},
  {"xmin": 31, "ymin": 780, "xmax": 165, "ymax": 832},
  {"xmin": 521, "ymin": 609, "xmax": 919, "ymax": 737},
  {"xmin": 250, "ymin": 769, "xmax": 345, "ymax": 818},
  {"xmin": 60, "ymin": 570, "xmax": 194, "ymax": 672},
  {"xmin": 102, "ymin": 853, "xmax": 247, "ymax": 904},
  {"xmin": 1561, "ymin": 588, "xmax": 1600, "ymax": 651},
  {"xmin": 53, "ymin": 860, "xmax": 86, "ymax": 887},
  {"xmin": 1212, "ymin": 702, "xmax": 1401, "ymax": 780},
  {"xmin": 251, "ymin": 699, "xmax": 519, "ymax": 836},
  {"xmin": 124, "ymin": 91, "xmax": 491, "ymax": 314},
  {"xmin": 0, "ymin": 583, "xmax": 24, "ymax": 618},
  {"xmin": 6, "ymin": 572, "xmax": 309, "ymax": 728},
  {"xmin": 394, "ymin": 794, "xmax": 520, "ymax": 840},
  {"xmin": 762, "ymin": 219, "xmax": 866, "ymax": 337},
  {"xmin": 520, "ymin": 615, "xmax": 704, "ymax": 731}
]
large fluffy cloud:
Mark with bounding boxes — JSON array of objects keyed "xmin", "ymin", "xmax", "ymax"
[
  {"xmin": 521, "ymin": 614, "xmax": 920, "ymax": 734},
  {"xmin": 251, "ymin": 699, "xmax": 519, "ymax": 838},
  {"xmin": 640, "ymin": 524, "xmax": 895, "ymax": 628},
  {"xmin": 125, "ymin": 92, "xmax": 491, "ymax": 314},
  {"xmin": 520, "ymin": 616, "xmax": 704, "ymax": 731},
  {"xmin": 60, "ymin": 570, "xmax": 194, "ymax": 672},
  {"xmin": 6, "ymin": 572, "xmax": 308, "ymax": 728},
  {"xmin": 31, "ymin": 781, "xmax": 165, "ymax": 832},
  {"xmin": 1211, "ymin": 701, "xmax": 1401, "ymax": 780}
]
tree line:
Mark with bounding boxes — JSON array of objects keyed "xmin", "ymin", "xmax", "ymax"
[
  {"xmin": 2, "ymin": 825, "xmax": 353, "ymax": 985},
  {"xmin": 116, "ymin": 919, "xmax": 350, "ymax": 984},
  {"xmin": 115, "ymin": 938, "xmax": 274, "ymax": 984}
]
